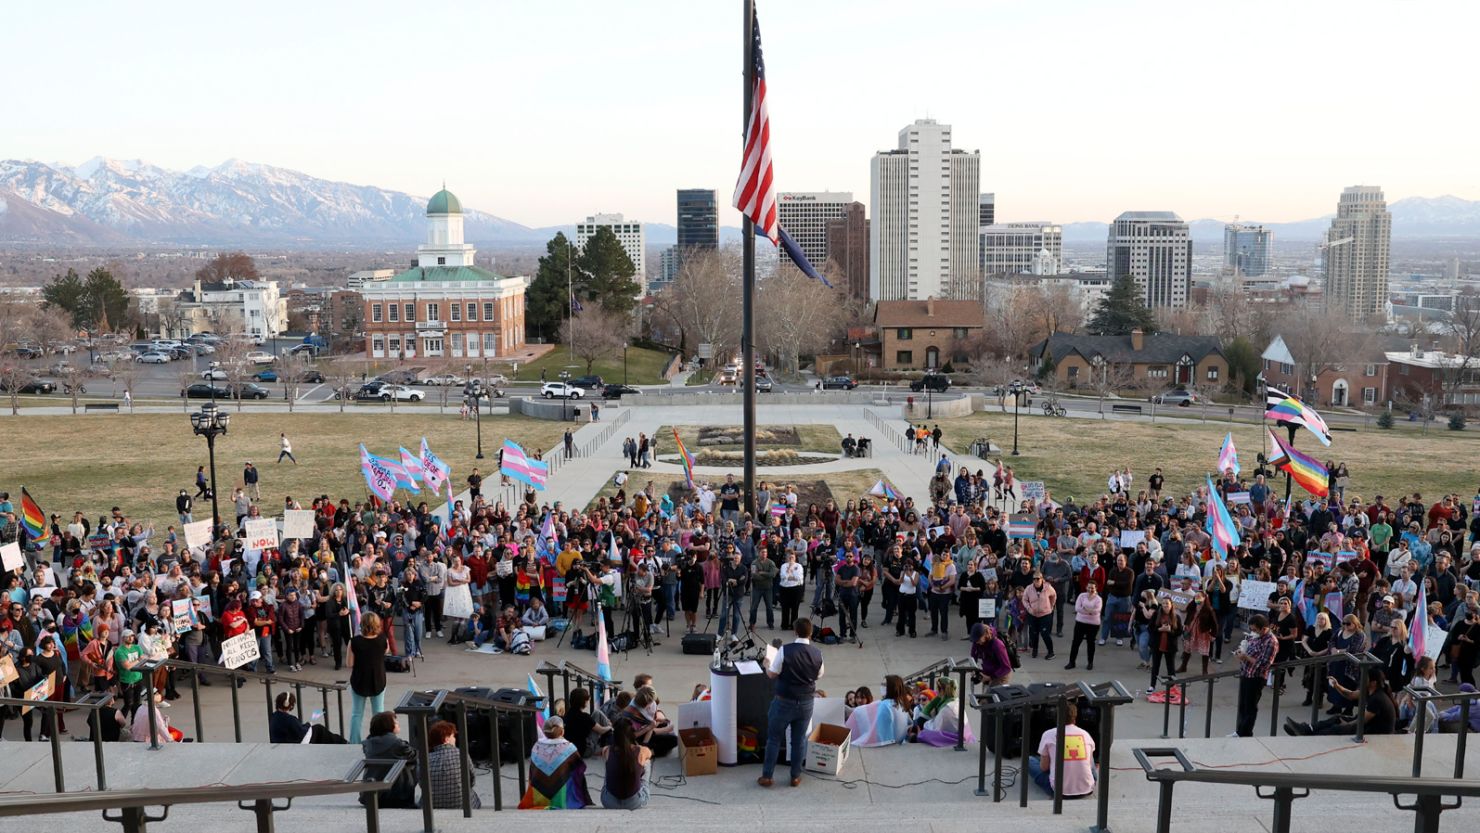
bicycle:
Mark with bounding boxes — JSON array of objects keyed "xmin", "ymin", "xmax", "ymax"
[{"xmin": 1041, "ymin": 399, "xmax": 1067, "ymax": 417}]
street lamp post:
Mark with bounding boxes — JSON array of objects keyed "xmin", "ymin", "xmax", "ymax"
[
  {"xmin": 559, "ymin": 370, "xmax": 572, "ymax": 421},
  {"xmin": 623, "ymin": 345, "xmax": 629, "ymax": 386},
  {"xmin": 1009, "ymin": 380, "xmax": 1024, "ymax": 456},
  {"xmin": 189, "ymin": 402, "xmax": 230, "ymax": 537},
  {"xmin": 467, "ymin": 364, "xmax": 484, "ymax": 459}
]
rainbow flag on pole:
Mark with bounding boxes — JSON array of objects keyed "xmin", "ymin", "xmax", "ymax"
[
  {"xmin": 20, "ymin": 487, "xmax": 45, "ymax": 541},
  {"xmin": 1204, "ymin": 476, "xmax": 1242, "ymax": 558},
  {"xmin": 1265, "ymin": 430, "xmax": 1330, "ymax": 497},
  {"xmin": 1264, "ymin": 387, "xmax": 1332, "ymax": 446},
  {"xmin": 672, "ymin": 427, "xmax": 696, "ymax": 487}
]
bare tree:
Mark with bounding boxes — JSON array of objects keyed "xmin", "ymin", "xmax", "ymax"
[
  {"xmin": 560, "ymin": 309, "xmax": 627, "ymax": 375},
  {"xmin": 755, "ymin": 268, "xmax": 848, "ymax": 377},
  {"xmin": 112, "ymin": 358, "xmax": 140, "ymax": 412},
  {"xmin": 60, "ymin": 364, "xmax": 85, "ymax": 414},
  {"xmin": 322, "ymin": 357, "xmax": 357, "ymax": 413},
  {"xmin": 212, "ymin": 331, "xmax": 252, "ymax": 412},
  {"xmin": 1439, "ymin": 294, "xmax": 1480, "ymax": 410},
  {"xmin": 177, "ymin": 367, "xmax": 196, "ymax": 412},
  {"xmin": 654, "ymin": 248, "xmax": 741, "ymax": 365},
  {"xmin": 0, "ymin": 301, "xmax": 34, "ymax": 415},
  {"xmin": 1276, "ymin": 307, "xmax": 1377, "ymax": 403}
]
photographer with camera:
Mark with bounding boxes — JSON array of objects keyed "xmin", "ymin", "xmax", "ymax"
[
  {"xmin": 718, "ymin": 544, "xmax": 749, "ymax": 642},
  {"xmin": 630, "ymin": 547, "xmax": 659, "ymax": 647},
  {"xmin": 576, "ymin": 560, "xmax": 618, "ymax": 638}
]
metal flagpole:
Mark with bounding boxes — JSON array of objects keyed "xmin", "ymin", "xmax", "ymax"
[{"xmin": 740, "ymin": 0, "xmax": 757, "ymax": 517}]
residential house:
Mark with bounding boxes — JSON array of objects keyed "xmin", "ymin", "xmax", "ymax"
[
  {"xmin": 1260, "ymin": 334, "xmax": 1391, "ymax": 408},
  {"xmin": 1030, "ymin": 329, "xmax": 1227, "ymax": 391},
  {"xmin": 872, "ymin": 299, "xmax": 985, "ymax": 371}
]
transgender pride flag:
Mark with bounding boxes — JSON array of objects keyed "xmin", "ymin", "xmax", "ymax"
[
  {"xmin": 595, "ymin": 605, "xmax": 612, "ymax": 682},
  {"xmin": 1217, "ymin": 432, "xmax": 1240, "ymax": 476},
  {"xmin": 1410, "ymin": 582, "xmax": 1429, "ymax": 659},
  {"xmin": 500, "ymin": 440, "xmax": 549, "ymax": 490},
  {"xmin": 1204, "ymin": 477, "xmax": 1242, "ymax": 558}
]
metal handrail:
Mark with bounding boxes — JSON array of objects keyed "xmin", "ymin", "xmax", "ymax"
[
  {"xmin": 901, "ymin": 657, "xmax": 955, "ymax": 688},
  {"xmin": 0, "ymin": 760, "xmax": 406, "ymax": 833},
  {"xmin": 1078, "ymin": 681, "xmax": 1135, "ymax": 833},
  {"xmin": 1407, "ymin": 686, "xmax": 1475, "ymax": 778},
  {"xmin": 542, "ymin": 659, "xmax": 623, "ymax": 704},
  {"xmin": 153, "ymin": 658, "xmax": 348, "ymax": 744},
  {"xmin": 0, "ymin": 691, "xmax": 114, "ymax": 792},
  {"xmin": 1133, "ymin": 746, "xmax": 1480, "ymax": 833}
]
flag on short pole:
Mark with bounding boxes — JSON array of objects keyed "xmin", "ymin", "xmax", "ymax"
[
  {"xmin": 19, "ymin": 487, "xmax": 45, "ymax": 541},
  {"xmin": 1217, "ymin": 432, "xmax": 1240, "ymax": 476},
  {"xmin": 1204, "ymin": 477, "xmax": 1242, "ymax": 558},
  {"xmin": 1266, "ymin": 431, "xmax": 1330, "ymax": 497},
  {"xmin": 500, "ymin": 440, "xmax": 549, "ymax": 490},
  {"xmin": 1264, "ymin": 386, "xmax": 1332, "ymax": 447},
  {"xmin": 672, "ymin": 427, "xmax": 696, "ymax": 488},
  {"xmin": 527, "ymin": 674, "xmax": 547, "ymax": 730},
  {"xmin": 595, "ymin": 606, "xmax": 612, "ymax": 683},
  {"xmin": 399, "ymin": 447, "xmax": 425, "ymax": 487},
  {"xmin": 1410, "ymin": 582, "xmax": 1429, "ymax": 659},
  {"xmin": 360, "ymin": 445, "xmax": 399, "ymax": 501},
  {"xmin": 420, "ymin": 437, "xmax": 451, "ymax": 493}
]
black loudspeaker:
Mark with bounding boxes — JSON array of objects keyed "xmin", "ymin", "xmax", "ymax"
[
  {"xmin": 682, "ymin": 633, "xmax": 717, "ymax": 655},
  {"xmin": 441, "ymin": 686, "xmax": 539, "ymax": 763},
  {"xmin": 734, "ymin": 672, "xmax": 774, "ymax": 747},
  {"xmin": 982, "ymin": 684, "xmax": 1031, "ymax": 757}
]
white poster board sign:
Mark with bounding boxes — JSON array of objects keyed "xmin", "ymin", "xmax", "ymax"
[
  {"xmin": 243, "ymin": 518, "xmax": 278, "ymax": 551},
  {"xmin": 183, "ymin": 520, "xmax": 213, "ymax": 551},
  {"xmin": 220, "ymin": 632, "xmax": 261, "ymax": 669},
  {"xmin": 1424, "ymin": 624, "xmax": 1447, "ymax": 661},
  {"xmin": 0, "ymin": 541, "xmax": 22, "ymax": 572},
  {"xmin": 282, "ymin": 510, "xmax": 316, "ymax": 540},
  {"xmin": 1119, "ymin": 530, "xmax": 1146, "ymax": 549},
  {"xmin": 978, "ymin": 598, "xmax": 997, "ymax": 619},
  {"xmin": 1021, "ymin": 481, "xmax": 1046, "ymax": 501},
  {"xmin": 171, "ymin": 598, "xmax": 197, "ymax": 635},
  {"xmin": 1238, "ymin": 580, "xmax": 1278, "ymax": 611}
]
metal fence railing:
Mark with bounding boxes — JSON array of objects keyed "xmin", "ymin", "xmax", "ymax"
[{"xmin": 0, "ymin": 691, "xmax": 115, "ymax": 792}]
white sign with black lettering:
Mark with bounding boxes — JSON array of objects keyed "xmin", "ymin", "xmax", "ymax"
[
  {"xmin": 220, "ymin": 632, "xmax": 260, "ymax": 669},
  {"xmin": 243, "ymin": 518, "xmax": 278, "ymax": 551}
]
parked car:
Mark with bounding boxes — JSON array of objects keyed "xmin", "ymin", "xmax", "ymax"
[
  {"xmin": 293, "ymin": 369, "xmax": 325, "ymax": 384},
  {"xmin": 232, "ymin": 383, "xmax": 271, "ymax": 400},
  {"xmin": 48, "ymin": 362, "xmax": 74, "ymax": 377},
  {"xmin": 376, "ymin": 369, "xmax": 420, "ymax": 385},
  {"xmin": 602, "ymin": 383, "xmax": 642, "ymax": 399},
  {"xmin": 85, "ymin": 362, "xmax": 113, "ymax": 377},
  {"xmin": 252, "ymin": 369, "xmax": 279, "ymax": 382},
  {"xmin": 821, "ymin": 375, "xmax": 858, "ymax": 390},
  {"xmin": 15, "ymin": 346, "xmax": 44, "ymax": 359},
  {"xmin": 476, "ymin": 374, "xmax": 509, "ymax": 388},
  {"xmin": 181, "ymin": 383, "xmax": 232, "ymax": 399},
  {"xmin": 0, "ymin": 377, "xmax": 56, "ymax": 394},
  {"xmin": 201, "ymin": 367, "xmax": 231, "ymax": 381},
  {"xmin": 136, "ymin": 352, "xmax": 171, "ymax": 364},
  {"xmin": 245, "ymin": 350, "xmax": 274, "ymax": 366},
  {"xmin": 353, "ymin": 382, "xmax": 423, "ymax": 402},
  {"xmin": 193, "ymin": 343, "xmax": 216, "ymax": 355},
  {"xmin": 541, "ymin": 382, "xmax": 584, "ymax": 399},
  {"xmin": 909, "ymin": 373, "xmax": 951, "ymax": 393},
  {"xmin": 569, "ymin": 375, "xmax": 605, "ymax": 390},
  {"xmin": 1152, "ymin": 388, "xmax": 1198, "ymax": 407},
  {"xmin": 286, "ymin": 343, "xmax": 319, "ymax": 357},
  {"xmin": 754, "ymin": 376, "xmax": 774, "ymax": 392},
  {"xmin": 421, "ymin": 373, "xmax": 466, "ymax": 387}
]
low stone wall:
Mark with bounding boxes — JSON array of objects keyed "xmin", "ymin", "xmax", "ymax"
[
  {"xmin": 510, "ymin": 396, "xmax": 592, "ymax": 421},
  {"xmin": 625, "ymin": 391, "xmax": 971, "ymax": 407},
  {"xmin": 902, "ymin": 394, "xmax": 974, "ymax": 421}
]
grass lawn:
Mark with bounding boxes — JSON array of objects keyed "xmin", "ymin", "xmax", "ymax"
[
  {"xmin": 509, "ymin": 345, "xmax": 677, "ymax": 386},
  {"xmin": 586, "ymin": 468, "xmax": 888, "ymax": 511},
  {"xmin": 659, "ymin": 424, "xmax": 842, "ymax": 454},
  {"xmin": 9, "ymin": 412, "xmax": 573, "ymax": 531},
  {"xmin": 685, "ymin": 368, "xmax": 715, "ymax": 386},
  {"xmin": 934, "ymin": 412, "xmax": 1480, "ymax": 503}
]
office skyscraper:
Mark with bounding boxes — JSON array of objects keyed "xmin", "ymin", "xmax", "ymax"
[
  {"xmin": 676, "ymin": 189, "xmax": 719, "ymax": 253},
  {"xmin": 1324, "ymin": 186, "xmax": 1391, "ymax": 323},
  {"xmin": 1106, "ymin": 211, "xmax": 1192, "ymax": 308},
  {"xmin": 869, "ymin": 119, "xmax": 980, "ymax": 301},
  {"xmin": 1223, "ymin": 223, "xmax": 1272, "ymax": 277},
  {"xmin": 979, "ymin": 193, "xmax": 995, "ymax": 227},
  {"xmin": 825, "ymin": 201, "xmax": 869, "ymax": 300},
  {"xmin": 778, "ymin": 192, "xmax": 852, "ymax": 270},
  {"xmin": 576, "ymin": 213, "xmax": 647, "ymax": 295},
  {"xmin": 980, "ymin": 222, "xmax": 1063, "ymax": 276}
]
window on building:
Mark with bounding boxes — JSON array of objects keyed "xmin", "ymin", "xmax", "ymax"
[
  {"xmin": 467, "ymin": 303, "xmax": 477, "ymax": 321},
  {"xmin": 404, "ymin": 303, "xmax": 414, "ymax": 322},
  {"xmin": 427, "ymin": 303, "xmax": 440, "ymax": 322},
  {"xmin": 952, "ymin": 328, "xmax": 968, "ymax": 339},
  {"xmin": 1281, "ymin": 362, "xmax": 1293, "ymax": 374},
  {"xmin": 1148, "ymin": 366, "xmax": 1168, "ymax": 379},
  {"xmin": 371, "ymin": 304, "xmax": 383, "ymax": 323},
  {"xmin": 483, "ymin": 302, "xmax": 494, "ymax": 320},
  {"xmin": 483, "ymin": 333, "xmax": 497, "ymax": 353},
  {"xmin": 372, "ymin": 336, "xmax": 384, "ymax": 354},
  {"xmin": 450, "ymin": 304, "xmax": 461, "ymax": 322},
  {"xmin": 897, "ymin": 328, "xmax": 912, "ymax": 340},
  {"xmin": 1363, "ymin": 386, "xmax": 1377, "ymax": 404},
  {"xmin": 388, "ymin": 304, "xmax": 399, "ymax": 322},
  {"xmin": 1399, "ymin": 364, "xmax": 1409, "ymax": 376},
  {"xmin": 424, "ymin": 338, "xmax": 443, "ymax": 354},
  {"xmin": 1364, "ymin": 363, "xmax": 1377, "ymax": 377},
  {"xmin": 896, "ymin": 350, "xmax": 913, "ymax": 366},
  {"xmin": 1067, "ymin": 366, "xmax": 1079, "ymax": 380},
  {"xmin": 1207, "ymin": 366, "xmax": 1220, "ymax": 381},
  {"xmin": 389, "ymin": 336, "xmax": 401, "ymax": 354},
  {"xmin": 436, "ymin": 257, "xmax": 446, "ymax": 265}
]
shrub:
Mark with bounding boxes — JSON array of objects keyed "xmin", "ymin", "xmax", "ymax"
[
  {"xmin": 1448, "ymin": 412, "xmax": 1467, "ymax": 431},
  {"xmin": 1375, "ymin": 411, "xmax": 1394, "ymax": 430}
]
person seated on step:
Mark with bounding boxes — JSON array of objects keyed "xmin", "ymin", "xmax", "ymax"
[{"xmin": 841, "ymin": 434, "xmax": 857, "ymax": 458}]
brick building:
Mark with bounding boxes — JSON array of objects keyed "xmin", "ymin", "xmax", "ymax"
[
  {"xmin": 1260, "ymin": 334, "xmax": 1390, "ymax": 408},
  {"xmin": 872, "ymin": 298, "xmax": 984, "ymax": 370},
  {"xmin": 1030, "ymin": 329, "xmax": 1227, "ymax": 391}
]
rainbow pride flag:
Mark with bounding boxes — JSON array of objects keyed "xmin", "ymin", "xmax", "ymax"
[
  {"xmin": 1266, "ymin": 430, "xmax": 1330, "ymax": 497},
  {"xmin": 1264, "ymin": 387, "xmax": 1332, "ymax": 446},
  {"xmin": 20, "ymin": 486, "xmax": 45, "ymax": 541},
  {"xmin": 672, "ymin": 427, "xmax": 696, "ymax": 487}
]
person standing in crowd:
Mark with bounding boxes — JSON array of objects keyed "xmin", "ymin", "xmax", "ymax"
[
  {"xmin": 1234, "ymin": 614, "xmax": 1278, "ymax": 737},
  {"xmin": 777, "ymin": 551, "xmax": 805, "ymax": 631},
  {"xmin": 760, "ymin": 618, "xmax": 824, "ymax": 788},
  {"xmin": 347, "ymin": 612, "xmax": 389, "ymax": 744},
  {"xmin": 1023, "ymin": 570, "xmax": 1057, "ymax": 660},
  {"xmin": 926, "ymin": 550, "xmax": 957, "ymax": 641},
  {"xmin": 1065, "ymin": 581, "xmax": 1102, "ymax": 671}
]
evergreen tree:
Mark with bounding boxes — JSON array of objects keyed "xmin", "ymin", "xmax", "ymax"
[
  {"xmin": 525, "ymin": 233, "xmax": 581, "ymax": 341},
  {"xmin": 577, "ymin": 226, "xmax": 639, "ymax": 315},
  {"xmin": 1087, "ymin": 273, "xmax": 1157, "ymax": 335},
  {"xmin": 41, "ymin": 268, "xmax": 85, "ymax": 322},
  {"xmin": 81, "ymin": 268, "xmax": 129, "ymax": 332}
]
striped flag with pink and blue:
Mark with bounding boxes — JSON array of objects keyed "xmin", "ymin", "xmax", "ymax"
[
  {"xmin": 1204, "ymin": 476, "xmax": 1242, "ymax": 558},
  {"xmin": 500, "ymin": 440, "xmax": 549, "ymax": 490}
]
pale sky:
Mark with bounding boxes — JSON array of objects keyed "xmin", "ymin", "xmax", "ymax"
[{"xmin": 6, "ymin": 0, "xmax": 1478, "ymax": 228}]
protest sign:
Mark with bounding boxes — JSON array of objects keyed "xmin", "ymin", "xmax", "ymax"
[
  {"xmin": 283, "ymin": 510, "xmax": 316, "ymax": 540},
  {"xmin": 0, "ymin": 655, "xmax": 17, "ymax": 687},
  {"xmin": 1021, "ymin": 481, "xmax": 1046, "ymax": 501},
  {"xmin": 1238, "ymin": 580, "xmax": 1278, "ymax": 611},
  {"xmin": 978, "ymin": 599, "xmax": 997, "ymax": 619},
  {"xmin": 220, "ymin": 632, "xmax": 261, "ymax": 669},
  {"xmin": 171, "ymin": 598, "xmax": 197, "ymax": 635},
  {"xmin": 243, "ymin": 519, "xmax": 278, "ymax": 551},
  {"xmin": 0, "ymin": 541, "xmax": 22, "ymax": 573},
  {"xmin": 1119, "ymin": 530, "xmax": 1146, "ymax": 550},
  {"xmin": 22, "ymin": 672, "xmax": 54, "ymax": 715},
  {"xmin": 1424, "ymin": 624, "xmax": 1447, "ymax": 661},
  {"xmin": 1323, "ymin": 591, "xmax": 1344, "ymax": 621},
  {"xmin": 183, "ymin": 520, "xmax": 213, "ymax": 551},
  {"xmin": 1159, "ymin": 589, "xmax": 1195, "ymax": 610},
  {"xmin": 1226, "ymin": 492, "xmax": 1251, "ymax": 505}
]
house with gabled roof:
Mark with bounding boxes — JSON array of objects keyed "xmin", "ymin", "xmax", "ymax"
[{"xmin": 1029, "ymin": 329, "xmax": 1226, "ymax": 390}]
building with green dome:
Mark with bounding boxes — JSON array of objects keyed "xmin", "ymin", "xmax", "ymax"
[{"xmin": 360, "ymin": 186, "xmax": 527, "ymax": 361}]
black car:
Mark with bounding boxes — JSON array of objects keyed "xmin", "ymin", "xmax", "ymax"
[
  {"xmin": 820, "ymin": 375, "xmax": 857, "ymax": 390},
  {"xmin": 233, "ymin": 383, "xmax": 270, "ymax": 400},
  {"xmin": 14, "ymin": 346, "xmax": 44, "ymax": 359},
  {"xmin": 570, "ymin": 375, "xmax": 605, "ymax": 390},
  {"xmin": 910, "ymin": 373, "xmax": 951, "ymax": 393},
  {"xmin": 602, "ymin": 383, "xmax": 641, "ymax": 399},
  {"xmin": 350, "ymin": 381, "xmax": 390, "ymax": 401},
  {"xmin": 182, "ymin": 383, "xmax": 232, "ymax": 399},
  {"xmin": 0, "ymin": 378, "xmax": 56, "ymax": 394}
]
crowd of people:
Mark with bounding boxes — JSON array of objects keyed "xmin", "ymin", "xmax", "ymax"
[{"xmin": 4, "ymin": 434, "xmax": 1480, "ymax": 806}]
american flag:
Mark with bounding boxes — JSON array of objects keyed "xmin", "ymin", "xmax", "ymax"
[{"xmin": 732, "ymin": 6, "xmax": 778, "ymax": 245}]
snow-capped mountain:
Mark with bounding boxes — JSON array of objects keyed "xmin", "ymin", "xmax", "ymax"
[{"xmin": 0, "ymin": 157, "xmax": 539, "ymax": 246}]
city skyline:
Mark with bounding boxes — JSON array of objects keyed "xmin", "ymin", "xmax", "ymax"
[{"xmin": 5, "ymin": 1, "xmax": 1479, "ymax": 228}]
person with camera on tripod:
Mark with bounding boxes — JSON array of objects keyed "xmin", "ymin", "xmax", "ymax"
[
  {"xmin": 718, "ymin": 544, "xmax": 749, "ymax": 643},
  {"xmin": 630, "ymin": 549, "xmax": 660, "ymax": 648}
]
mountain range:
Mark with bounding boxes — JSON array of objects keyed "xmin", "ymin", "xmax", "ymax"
[{"xmin": 1, "ymin": 156, "xmax": 1476, "ymax": 248}]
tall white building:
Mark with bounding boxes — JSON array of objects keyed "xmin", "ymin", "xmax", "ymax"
[
  {"xmin": 1106, "ymin": 211, "xmax": 1192, "ymax": 308},
  {"xmin": 576, "ymin": 212, "xmax": 647, "ymax": 295},
  {"xmin": 979, "ymin": 222, "xmax": 1063, "ymax": 276},
  {"xmin": 869, "ymin": 119, "xmax": 980, "ymax": 301},
  {"xmin": 777, "ymin": 192, "xmax": 851, "ymax": 270},
  {"xmin": 1324, "ymin": 186, "xmax": 1391, "ymax": 323},
  {"xmin": 173, "ymin": 278, "xmax": 287, "ymax": 340}
]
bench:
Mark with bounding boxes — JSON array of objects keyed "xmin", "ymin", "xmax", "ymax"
[
  {"xmin": 83, "ymin": 403, "xmax": 120, "ymax": 413},
  {"xmin": 1110, "ymin": 403, "xmax": 1143, "ymax": 414}
]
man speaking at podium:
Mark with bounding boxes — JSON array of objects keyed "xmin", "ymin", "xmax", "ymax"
[{"xmin": 758, "ymin": 618, "xmax": 824, "ymax": 788}]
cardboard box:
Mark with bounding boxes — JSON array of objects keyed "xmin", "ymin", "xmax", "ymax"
[
  {"xmin": 679, "ymin": 727, "xmax": 718, "ymax": 776},
  {"xmin": 804, "ymin": 723, "xmax": 851, "ymax": 775}
]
